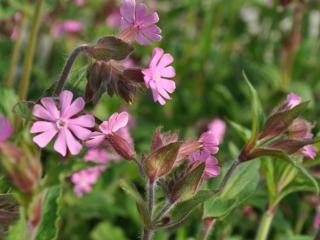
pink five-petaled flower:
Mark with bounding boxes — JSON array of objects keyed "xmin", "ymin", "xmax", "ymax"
[
  {"xmin": 87, "ymin": 112, "xmax": 129, "ymax": 147},
  {"xmin": 189, "ymin": 151, "xmax": 221, "ymax": 179},
  {"xmin": 30, "ymin": 90, "xmax": 95, "ymax": 157},
  {"xmin": 71, "ymin": 166, "xmax": 105, "ymax": 197},
  {"xmin": 119, "ymin": 0, "xmax": 161, "ymax": 45},
  {"xmin": 84, "ymin": 148, "xmax": 109, "ymax": 164},
  {"xmin": 199, "ymin": 131, "xmax": 219, "ymax": 154},
  {"xmin": 142, "ymin": 48, "xmax": 176, "ymax": 105},
  {"xmin": 0, "ymin": 115, "xmax": 14, "ymax": 143}
]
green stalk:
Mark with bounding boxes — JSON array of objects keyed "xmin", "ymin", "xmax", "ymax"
[
  {"xmin": 255, "ymin": 209, "xmax": 275, "ymax": 240},
  {"xmin": 5, "ymin": 13, "xmax": 26, "ymax": 87},
  {"xmin": 18, "ymin": 0, "xmax": 44, "ymax": 100},
  {"xmin": 197, "ymin": 217, "xmax": 216, "ymax": 240}
]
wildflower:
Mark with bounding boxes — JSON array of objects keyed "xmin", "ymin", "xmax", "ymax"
[
  {"xmin": 51, "ymin": 20, "xmax": 83, "ymax": 38},
  {"xmin": 286, "ymin": 92, "xmax": 302, "ymax": 109},
  {"xmin": 142, "ymin": 47, "xmax": 176, "ymax": 105},
  {"xmin": 0, "ymin": 116, "xmax": 14, "ymax": 143},
  {"xmin": 71, "ymin": 166, "xmax": 105, "ymax": 197},
  {"xmin": 208, "ymin": 118, "xmax": 226, "ymax": 144},
  {"xmin": 189, "ymin": 151, "xmax": 220, "ymax": 179},
  {"xmin": 84, "ymin": 148, "xmax": 109, "ymax": 164},
  {"xmin": 300, "ymin": 145, "xmax": 317, "ymax": 159},
  {"xmin": 74, "ymin": 0, "xmax": 85, "ymax": 6},
  {"xmin": 30, "ymin": 90, "xmax": 95, "ymax": 156},
  {"xmin": 199, "ymin": 131, "xmax": 219, "ymax": 154},
  {"xmin": 314, "ymin": 211, "xmax": 320, "ymax": 229},
  {"xmin": 119, "ymin": 0, "xmax": 161, "ymax": 45},
  {"xmin": 87, "ymin": 112, "xmax": 135, "ymax": 160}
]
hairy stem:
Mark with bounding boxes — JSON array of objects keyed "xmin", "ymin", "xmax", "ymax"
[
  {"xmin": 197, "ymin": 217, "xmax": 216, "ymax": 240},
  {"xmin": 18, "ymin": 0, "xmax": 44, "ymax": 100},
  {"xmin": 143, "ymin": 180, "xmax": 155, "ymax": 240},
  {"xmin": 255, "ymin": 208, "xmax": 276, "ymax": 240},
  {"xmin": 6, "ymin": 13, "xmax": 25, "ymax": 87},
  {"xmin": 53, "ymin": 44, "xmax": 91, "ymax": 96}
]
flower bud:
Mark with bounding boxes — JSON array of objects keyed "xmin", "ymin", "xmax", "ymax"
[
  {"xmin": 287, "ymin": 118, "xmax": 314, "ymax": 139},
  {"xmin": 151, "ymin": 127, "xmax": 179, "ymax": 152},
  {"xmin": 0, "ymin": 142, "xmax": 41, "ymax": 194},
  {"xmin": 106, "ymin": 133, "xmax": 136, "ymax": 160},
  {"xmin": 143, "ymin": 142, "xmax": 181, "ymax": 183}
]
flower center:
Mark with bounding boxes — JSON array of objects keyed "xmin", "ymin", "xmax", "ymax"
[{"xmin": 56, "ymin": 119, "xmax": 66, "ymax": 129}]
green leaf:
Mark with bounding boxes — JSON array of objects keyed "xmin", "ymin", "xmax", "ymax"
[
  {"xmin": 119, "ymin": 179, "xmax": 151, "ymax": 227},
  {"xmin": 227, "ymin": 119, "xmax": 251, "ymax": 142},
  {"xmin": 143, "ymin": 142, "xmax": 181, "ymax": 182},
  {"xmin": 243, "ymin": 71, "xmax": 264, "ymax": 145},
  {"xmin": 170, "ymin": 190, "xmax": 213, "ymax": 222},
  {"xmin": 253, "ymin": 148, "xmax": 319, "ymax": 193},
  {"xmin": 203, "ymin": 160, "xmax": 260, "ymax": 218},
  {"xmin": 34, "ymin": 185, "xmax": 62, "ymax": 240},
  {"xmin": 90, "ymin": 222, "xmax": 126, "ymax": 240},
  {"xmin": 0, "ymin": 87, "xmax": 18, "ymax": 117},
  {"xmin": 88, "ymin": 36, "xmax": 134, "ymax": 61}
]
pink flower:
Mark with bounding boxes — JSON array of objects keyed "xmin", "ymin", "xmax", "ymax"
[
  {"xmin": 142, "ymin": 48, "xmax": 176, "ymax": 105},
  {"xmin": 71, "ymin": 166, "xmax": 105, "ymax": 197},
  {"xmin": 208, "ymin": 118, "xmax": 226, "ymax": 144},
  {"xmin": 51, "ymin": 20, "xmax": 83, "ymax": 38},
  {"xmin": 199, "ymin": 131, "xmax": 219, "ymax": 154},
  {"xmin": 107, "ymin": 10, "xmax": 121, "ymax": 28},
  {"xmin": 0, "ymin": 116, "xmax": 14, "ymax": 143},
  {"xmin": 119, "ymin": 0, "xmax": 161, "ymax": 45},
  {"xmin": 300, "ymin": 145, "xmax": 317, "ymax": 159},
  {"xmin": 84, "ymin": 148, "xmax": 109, "ymax": 164},
  {"xmin": 87, "ymin": 112, "xmax": 129, "ymax": 147},
  {"xmin": 74, "ymin": 0, "xmax": 85, "ymax": 6},
  {"xmin": 30, "ymin": 90, "xmax": 95, "ymax": 156},
  {"xmin": 314, "ymin": 211, "xmax": 320, "ymax": 229},
  {"xmin": 286, "ymin": 92, "xmax": 301, "ymax": 109},
  {"xmin": 189, "ymin": 151, "xmax": 220, "ymax": 179}
]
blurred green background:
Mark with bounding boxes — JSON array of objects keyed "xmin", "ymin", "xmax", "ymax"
[{"xmin": 1, "ymin": 0, "xmax": 320, "ymax": 239}]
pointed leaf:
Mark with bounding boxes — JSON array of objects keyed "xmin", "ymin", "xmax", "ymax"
[{"xmin": 119, "ymin": 179, "xmax": 151, "ymax": 227}]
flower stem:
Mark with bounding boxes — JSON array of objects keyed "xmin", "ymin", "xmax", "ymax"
[
  {"xmin": 255, "ymin": 208, "xmax": 276, "ymax": 240},
  {"xmin": 18, "ymin": 0, "xmax": 44, "ymax": 100},
  {"xmin": 197, "ymin": 217, "xmax": 216, "ymax": 240},
  {"xmin": 53, "ymin": 44, "xmax": 91, "ymax": 96},
  {"xmin": 5, "ymin": 13, "xmax": 26, "ymax": 87},
  {"xmin": 143, "ymin": 180, "xmax": 156, "ymax": 240}
]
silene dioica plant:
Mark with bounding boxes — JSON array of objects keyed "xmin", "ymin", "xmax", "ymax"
[{"xmin": 0, "ymin": 0, "xmax": 319, "ymax": 240}]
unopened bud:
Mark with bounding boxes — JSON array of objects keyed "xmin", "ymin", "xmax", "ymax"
[
  {"xmin": 287, "ymin": 118, "xmax": 314, "ymax": 139},
  {"xmin": 107, "ymin": 133, "xmax": 135, "ymax": 160}
]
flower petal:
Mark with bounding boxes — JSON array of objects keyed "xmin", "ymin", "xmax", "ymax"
[
  {"xmin": 150, "ymin": 47, "xmax": 164, "ymax": 68},
  {"xmin": 33, "ymin": 104, "xmax": 55, "ymax": 121},
  {"xmin": 135, "ymin": 3, "xmax": 147, "ymax": 22},
  {"xmin": 120, "ymin": 0, "xmax": 135, "ymax": 25},
  {"xmin": 40, "ymin": 97, "xmax": 59, "ymax": 120},
  {"xmin": 59, "ymin": 90, "xmax": 73, "ymax": 117},
  {"xmin": 68, "ymin": 114, "xmax": 95, "ymax": 128},
  {"xmin": 62, "ymin": 97, "xmax": 85, "ymax": 118},
  {"xmin": 110, "ymin": 112, "xmax": 129, "ymax": 132},
  {"xmin": 54, "ymin": 130, "xmax": 67, "ymax": 156},
  {"xmin": 160, "ymin": 66, "xmax": 176, "ymax": 78},
  {"xmin": 33, "ymin": 129, "xmax": 58, "ymax": 148},
  {"xmin": 69, "ymin": 124, "xmax": 92, "ymax": 140},
  {"xmin": 157, "ymin": 53, "xmax": 174, "ymax": 69},
  {"xmin": 30, "ymin": 121, "xmax": 56, "ymax": 133},
  {"xmin": 65, "ymin": 129, "xmax": 82, "ymax": 155}
]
